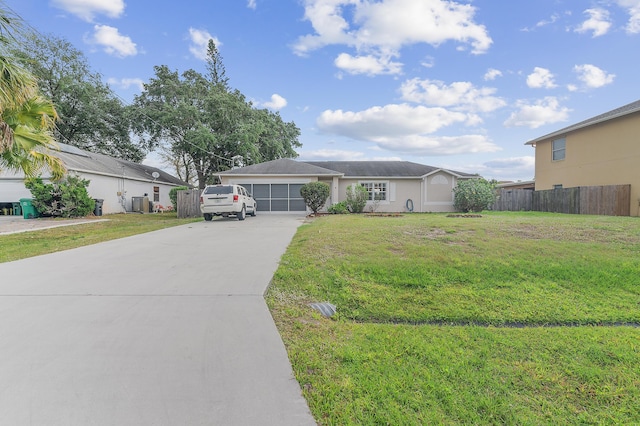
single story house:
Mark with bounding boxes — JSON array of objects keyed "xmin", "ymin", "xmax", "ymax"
[
  {"xmin": 525, "ymin": 98, "xmax": 640, "ymax": 216},
  {"xmin": 0, "ymin": 143, "xmax": 189, "ymax": 215},
  {"xmin": 217, "ymin": 159, "xmax": 478, "ymax": 213}
]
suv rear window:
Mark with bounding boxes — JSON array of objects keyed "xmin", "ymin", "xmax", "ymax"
[{"xmin": 204, "ymin": 186, "xmax": 233, "ymax": 195}]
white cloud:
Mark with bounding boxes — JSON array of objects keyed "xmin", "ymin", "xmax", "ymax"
[
  {"xmin": 293, "ymin": 0, "xmax": 492, "ymax": 75},
  {"xmin": 247, "ymin": 0, "xmax": 257, "ymax": 10},
  {"xmin": 299, "ymin": 149, "xmax": 367, "ymax": 160},
  {"xmin": 376, "ymin": 134, "xmax": 501, "ymax": 156},
  {"xmin": 484, "ymin": 68, "xmax": 502, "ymax": 81},
  {"xmin": 615, "ymin": 0, "xmax": 640, "ymax": 33},
  {"xmin": 188, "ymin": 28, "xmax": 221, "ymax": 61},
  {"xmin": 318, "ymin": 104, "xmax": 468, "ymax": 139},
  {"xmin": 504, "ymin": 97, "xmax": 570, "ymax": 129},
  {"xmin": 399, "ymin": 78, "xmax": 506, "ymax": 113},
  {"xmin": 316, "ymin": 103, "xmax": 500, "ymax": 155},
  {"xmin": 573, "ymin": 64, "xmax": 615, "ymax": 88},
  {"xmin": 51, "ymin": 0, "xmax": 125, "ymax": 22},
  {"xmin": 88, "ymin": 25, "xmax": 137, "ymax": 57},
  {"xmin": 464, "ymin": 156, "xmax": 535, "ymax": 181},
  {"xmin": 526, "ymin": 67, "xmax": 557, "ymax": 89},
  {"xmin": 575, "ymin": 8, "xmax": 612, "ymax": 37},
  {"xmin": 107, "ymin": 77, "xmax": 144, "ymax": 91},
  {"xmin": 263, "ymin": 94, "xmax": 288, "ymax": 110},
  {"xmin": 334, "ymin": 53, "xmax": 403, "ymax": 76}
]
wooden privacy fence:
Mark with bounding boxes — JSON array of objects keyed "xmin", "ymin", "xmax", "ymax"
[
  {"xmin": 492, "ymin": 185, "xmax": 631, "ymax": 216},
  {"xmin": 177, "ymin": 189, "xmax": 201, "ymax": 218}
]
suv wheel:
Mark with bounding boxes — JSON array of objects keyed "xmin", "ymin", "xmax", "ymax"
[
  {"xmin": 203, "ymin": 213, "xmax": 213, "ymax": 221},
  {"xmin": 237, "ymin": 206, "xmax": 246, "ymax": 221}
]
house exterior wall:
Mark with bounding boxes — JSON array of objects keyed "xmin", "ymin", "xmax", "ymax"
[
  {"xmin": 0, "ymin": 172, "xmax": 178, "ymax": 215},
  {"xmin": 84, "ymin": 173, "xmax": 177, "ymax": 214},
  {"xmin": 424, "ymin": 172, "xmax": 457, "ymax": 212},
  {"xmin": 335, "ymin": 178, "xmax": 424, "ymax": 213},
  {"xmin": 534, "ymin": 113, "xmax": 640, "ymax": 216}
]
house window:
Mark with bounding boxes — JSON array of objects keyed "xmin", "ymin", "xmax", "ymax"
[
  {"xmin": 552, "ymin": 138, "xmax": 566, "ymax": 161},
  {"xmin": 553, "ymin": 184, "xmax": 563, "ymax": 190},
  {"xmin": 153, "ymin": 186, "xmax": 160, "ymax": 202},
  {"xmin": 361, "ymin": 182, "xmax": 387, "ymax": 201}
]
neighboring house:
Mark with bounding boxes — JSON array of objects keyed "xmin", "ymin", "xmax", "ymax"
[
  {"xmin": 0, "ymin": 143, "xmax": 188, "ymax": 215},
  {"xmin": 496, "ymin": 180, "xmax": 535, "ymax": 190},
  {"xmin": 217, "ymin": 159, "xmax": 478, "ymax": 213},
  {"xmin": 525, "ymin": 98, "xmax": 640, "ymax": 216}
]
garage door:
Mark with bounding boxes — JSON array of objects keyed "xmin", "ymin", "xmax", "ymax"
[{"xmin": 239, "ymin": 183, "xmax": 307, "ymax": 212}]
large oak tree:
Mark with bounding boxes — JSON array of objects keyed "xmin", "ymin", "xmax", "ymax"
[{"xmin": 131, "ymin": 41, "xmax": 301, "ymax": 188}]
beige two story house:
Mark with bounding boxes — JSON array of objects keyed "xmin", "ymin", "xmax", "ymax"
[{"xmin": 526, "ymin": 99, "xmax": 640, "ymax": 216}]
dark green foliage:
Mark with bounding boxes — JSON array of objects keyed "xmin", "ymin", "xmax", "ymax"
[
  {"xmin": 453, "ymin": 178, "xmax": 497, "ymax": 213},
  {"xmin": 25, "ymin": 175, "xmax": 95, "ymax": 217},
  {"xmin": 300, "ymin": 182, "xmax": 330, "ymax": 214},
  {"xmin": 169, "ymin": 185, "xmax": 189, "ymax": 207},
  {"xmin": 13, "ymin": 34, "xmax": 144, "ymax": 162},
  {"xmin": 327, "ymin": 201, "xmax": 349, "ymax": 214},
  {"xmin": 345, "ymin": 184, "xmax": 368, "ymax": 213},
  {"xmin": 131, "ymin": 43, "xmax": 301, "ymax": 189}
]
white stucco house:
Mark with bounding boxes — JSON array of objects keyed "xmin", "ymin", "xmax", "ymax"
[
  {"xmin": 0, "ymin": 143, "xmax": 189, "ymax": 215},
  {"xmin": 217, "ymin": 159, "xmax": 478, "ymax": 213}
]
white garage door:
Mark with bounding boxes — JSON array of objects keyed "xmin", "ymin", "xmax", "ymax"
[{"xmin": 239, "ymin": 183, "xmax": 307, "ymax": 212}]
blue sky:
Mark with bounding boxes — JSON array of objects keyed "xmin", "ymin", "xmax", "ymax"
[{"xmin": 6, "ymin": 0, "xmax": 640, "ymax": 181}]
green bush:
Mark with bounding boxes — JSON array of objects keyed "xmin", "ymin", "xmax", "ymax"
[
  {"xmin": 453, "ymin": 178, "xmax": 497, "ymax": 213},
  {"xmin": 345, "ymin": 184, "xmax": 368, "ymax": 213},
  {"xmin": 300, "ymin": 182, "xmax": 330, "ymax": 214},
  {"xmin": 25, "ymin": 175, "xmax": 95, "ymax": 217},
  {"xmin": 169, "ymin": 186, "xmax": 190, "ymax": 208},
  {"xmin": 328, "ymin": 201, "xmax": 349, "ymax": 214}
]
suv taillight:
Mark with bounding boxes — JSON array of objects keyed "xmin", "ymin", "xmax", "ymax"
[
  {"xmin": 199, "ymin": 196, "xmax": 203, "ymax": 204},
  {"xmin": 233, "ymin": 194, "xmax": 239, "ymax": 202}
]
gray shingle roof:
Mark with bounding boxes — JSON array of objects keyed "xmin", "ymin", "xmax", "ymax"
[
  {"xmin": 526, "ymin": 99, "xmax": 640, "ymax": 145},
  {"xmin": 219, "ymin": 159, "xmax": 476, "ymax": 178},
  {"xmin": 54, "ymin": 143, "xmax": 188, "ymax": 186},
  {"xmin": 218, "ymin": 158, "xmax": 342, "ymax": 176},
  {"xmin": 306, "ymin": 161, "xmax": 475, "ymax": 178}
]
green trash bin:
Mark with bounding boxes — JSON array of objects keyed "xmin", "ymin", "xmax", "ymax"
[
  {"xmin": 12, "ymin": 202, "xmax": 22, "ymax": 216},
  {"xmin": 19, "ymin": 198, "xmax": 39, "ymax": 219}
]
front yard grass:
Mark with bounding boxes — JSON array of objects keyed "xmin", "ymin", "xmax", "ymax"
[
  {"xmin": 266, "ymin": 212, "xmax": 640, "ymax": 425},
  {"xmin": 0, "ymin": 213, "xmax": 201, "ymax": 263}
]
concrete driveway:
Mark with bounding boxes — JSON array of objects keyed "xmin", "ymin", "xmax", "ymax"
[{"xmin": 0, "ymin": 215, "xmax": 316, "ymax": 425}]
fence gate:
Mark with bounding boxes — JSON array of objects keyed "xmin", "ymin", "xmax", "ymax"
[{"xmin": 177, "ymin": 190, "xmax": 201, "ymax": 218}]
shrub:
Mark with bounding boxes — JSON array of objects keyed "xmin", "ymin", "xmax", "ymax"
[
  {"xmin": 169, "ymin": 186, "xmax": 190, "ymax": 208},
  {"xmin": 25, "ymin": 175, "xmax": 95, "ymax": 217},
  {"xmin": 328, "ymin": 201, "xmax": 349, "ymax": 214},
  {"xmin": 300, "ymin": 182, "xmax": 330, "ymax": 214},
  {"xmin": 453, "ymin": 178, "xmax": 497, "ymax": 213},
  {"xmin": 345, "ymin": 184, "xmax": 368, "ymax": 213}
]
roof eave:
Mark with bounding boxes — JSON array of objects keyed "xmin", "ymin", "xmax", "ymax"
[{"xmin": 525, "ymin": 106, "xmax": 640, "ymax": 146}]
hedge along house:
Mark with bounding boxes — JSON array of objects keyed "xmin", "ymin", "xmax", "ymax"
[
  {"xmin": 0, "ymin": 143, "xmax": 189, "ymax": 215},
  {"xmin": 217, "ymin": 158, "xmax": 478, "ymax": 213}
]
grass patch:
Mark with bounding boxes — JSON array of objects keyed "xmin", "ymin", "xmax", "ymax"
[
  {"xmin": 0, "ymin": 213, "xmax": 201, "ymax": 263},
  {"xmin": 267, "ymin": 212, "xmax": 640, "ymax": 424}
]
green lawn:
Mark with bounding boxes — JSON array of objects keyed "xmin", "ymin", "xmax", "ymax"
[
  {"xmin": 0, "ymin": 213, "xmax": 201, "ymax": 263},
  {"xmin": 266, "ymin": 212, "xmax": 640, "ymax": 425}
]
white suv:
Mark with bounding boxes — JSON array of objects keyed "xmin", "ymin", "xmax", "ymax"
[{"xmin": 200, "ymin": 184, "xmax": 257, "ymax": 221}]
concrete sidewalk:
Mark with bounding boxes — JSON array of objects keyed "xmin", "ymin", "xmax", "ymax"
[{"xmin": 0, "ymin": 215, "xmax": 316, "ymax": 425}]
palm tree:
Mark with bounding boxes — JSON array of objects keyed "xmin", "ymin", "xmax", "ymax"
[{"xmin": 1, "ymin": 4, "xmax": 65, "ymax": 179}]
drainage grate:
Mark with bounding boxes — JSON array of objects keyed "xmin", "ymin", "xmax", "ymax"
[{"xmin": 309, "ymin": 302, "xmax": 336, "ymax": 318}]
